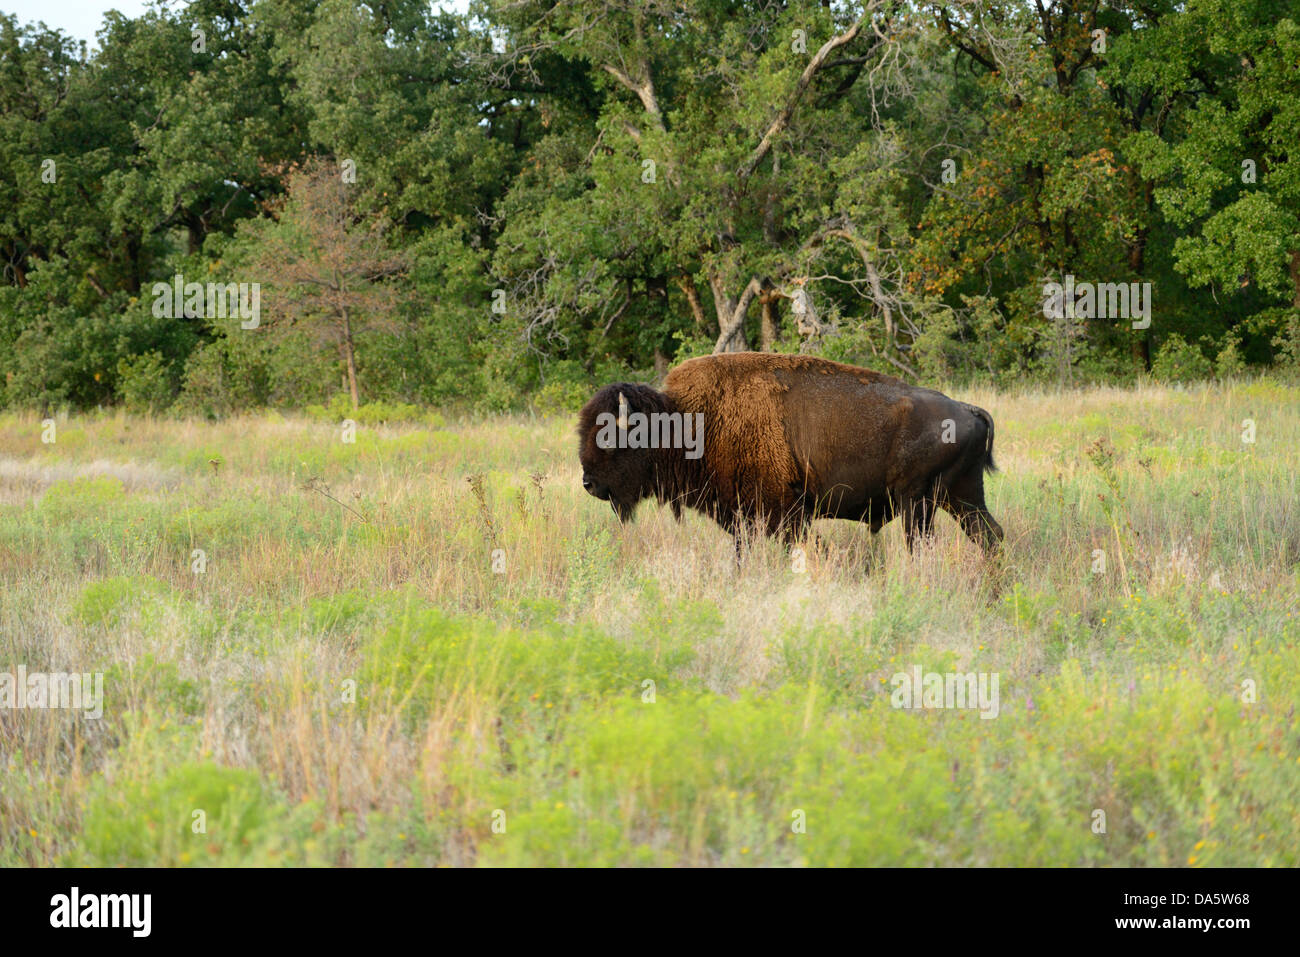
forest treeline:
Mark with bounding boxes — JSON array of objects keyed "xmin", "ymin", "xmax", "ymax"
[{"xmin": 2, "ymin": 0, "xmax": 1298, "ymax": 416}]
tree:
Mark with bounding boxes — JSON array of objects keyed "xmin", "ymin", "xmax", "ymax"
[
  {"xmin": 914, "ymin": 1, "xmax": 1148, "ymax": 381},
  {"xmin": 483, "ymin": 0, "xmax": 926, "ymax": 376},
  {"xmin": 1126, "ymin": 3, "xmax": 1300, "ymax": 314},
  {"xmin": 243, "ymin": 158, "xmax": 406, "ymax": 408}
]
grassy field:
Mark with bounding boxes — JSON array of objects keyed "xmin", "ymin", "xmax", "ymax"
[{"xmin": 1, "ymin": 379, "xmax": 1298, "ymax": 866}]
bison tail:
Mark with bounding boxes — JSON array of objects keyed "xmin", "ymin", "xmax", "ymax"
[{"xmin": 966, "ymin": 404, "xmax": 997, "ymax": 474}]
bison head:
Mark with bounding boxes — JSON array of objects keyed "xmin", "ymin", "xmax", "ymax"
[{"xmin": 576, "ymin": 383, "xmax": 672, "ymax": 523}]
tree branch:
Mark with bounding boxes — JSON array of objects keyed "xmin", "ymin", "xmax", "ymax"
[
  {"xmin": 738, "ymin": 9, "xmax": 874, "ymax": 182},
  {"xmin": 712, "ymin": 276, "xmax": 764, "ymax": 352}
]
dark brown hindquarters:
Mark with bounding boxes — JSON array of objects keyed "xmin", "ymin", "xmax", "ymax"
[{"xmin": 935, "ymin": 405, "xmax": 1003, "ymax": 554}]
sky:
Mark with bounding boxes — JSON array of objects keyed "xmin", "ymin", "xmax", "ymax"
[
  {"xmin": 1, "ymin": 1, "xmax": 471, "ymax": 50},
  {"xmin": 2, "ymin": 0, "xmax": 151, "ymax": 47}
]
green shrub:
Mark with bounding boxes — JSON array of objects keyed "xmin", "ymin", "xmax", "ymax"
[
  {"xmin": 357, "ymin": 609, "xmax": 691, "ymax": 729},
  {"xmin": 101, "ymin": 654, "xmax": 203, "ymax": 717},
  {"xmin": 174, "ymin": 338, "xmax": 273, "ymax": 418},
  {"xmin": 38, "ymin": 476, "xmax": 126, "ymax": 521},
  {"xmin": 1214, "ymin": 334, "xmax": 1248, "ymax": 379},
  {"xmin": 116, "ymin": 351, "xmax": 177, "ymax": 414},
  {"xmin": 532, "ymin": 379, "xmax": 590, "ymax": 416},
  {"xmin": 306, "ymin": 589, "xmax": 373, "ymax": 633},
  {"xmin": 529, "ymin": 360, "xmax": 595, "ymax": 416},
  {"xmin": 1265, "ymin": 307, "xmax": 1300, "ymax": 373},
  {"xmin": 304, "ymin": 393, "xmax": 444, "ymax": 426},
  {"xmin": 77, "ymin": 762, "xmax": 320, "ymax": 866},
  {"xmin": 72, "ymin": 575, "xmax": 170, "ymax": 628},
  {"xmin": 1152, "ymin": 333, "xmax": 1213, "ymax": 383}
]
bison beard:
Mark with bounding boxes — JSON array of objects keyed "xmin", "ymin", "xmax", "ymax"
[{"xmin": 577, "ymin": 353, "xmax": 1003, "ymax": 556}]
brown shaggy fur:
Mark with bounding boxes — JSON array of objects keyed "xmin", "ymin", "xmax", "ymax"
[{"xmin": 577, "ymin": 353, "xmax": 1003, "ymax": 554}]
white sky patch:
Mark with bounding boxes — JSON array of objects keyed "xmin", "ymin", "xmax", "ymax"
[
  {"xmin": 2, "ymin": 0, "xmax": 151, "ymax": 49},
  {"xmin": 2, "ymin": 0, "xmax": 472, "ymax": 50}
]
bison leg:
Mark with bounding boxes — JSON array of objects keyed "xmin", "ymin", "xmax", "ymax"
[
  {"xmin": 716, "ymin": 511, "xmax": 745, "ymax": 565},
  {"xmin": 957, "ymin": 508, "xmax": 1003, "ymax": 554},
  {"xmin": 860, "ymin": 496, "xmax": 894, "ymax": 535},
  {"xmin": 901, "ymin": 496, "xmax": 936, "ymax": 552},
  {"xmin": 773, "ymin": 506, "xmax": 807, "ymax": 545},
  {"xmin": 940, "ymin": 470, "xmax": 1003, "ymax": 555},
  {"xmin": 723, "ymin": 511, "xmax": 765, "ymax": 565}
]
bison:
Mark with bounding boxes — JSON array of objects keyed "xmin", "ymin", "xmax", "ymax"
[{"xmin": 577, "ymin": 353, "xmax": 1003, "ymax": 555}]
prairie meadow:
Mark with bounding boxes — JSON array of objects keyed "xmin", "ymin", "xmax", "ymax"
[{"xmin": 1, "ymin": 378, "xmax": 1297, "ymax": 866}]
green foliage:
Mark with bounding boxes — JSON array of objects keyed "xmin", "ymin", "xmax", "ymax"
[
  {"xmin": 532, "ymin": 380, "xmax": 590, "ymax": 416},
  {"xmin": 1152, "ymin": 334, "xmax": 1214, "ymax": 383},
  {"xmin": 101, "ymin": 654, "xmax": 203, "ymax": 718},
  {"xmin": 76, "ymin": 762, "xmax": 317, "ymax": 867},
  {"xmin": 72, "ymin": 575, "xmax": 170, "ymax": 628},
  {"xmin": 1265, "ymin": 308, "xmax": 1300, "ymax": 373},
  {"xmin": 304, "ymin": 393, "xmax": 445, "ymax": 427},
  {"xmin": 3, "ymin": 1, "xmax": 1299, "ymax": 407},
  {"xmin": 1123, "ymin": 6, "xmax": 1300, "ymax": 345},
  {"xmin": 306, "ymin": 589, "xmax": 373, "ymax": 633},
  {"xmin": 116, "ymin": 351, "xmax": 178, "ymax": 414},
  {"xmin": 529, "ymin": 360, "xmax": 600, "ymax": 415},
  {"xmin": 37, "ymin": 476, "xmax": 126, "ymax": 520},
  {"xmin": 1214, "ymin": 335, "xmax": 1248, "ymax": 380},
  {"xmin": 357, "ymin": 608, "xmax": 690, "ymax": 729},
  {"xmin": 476, "ymin": 656, "xmax": 1300, "ymax": 866}
]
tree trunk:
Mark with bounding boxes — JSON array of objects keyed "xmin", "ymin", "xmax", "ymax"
[
  {"xmin": 675, "ymin": 274, "xmax": 713, "ymax": 336},
  {"xmin": 187, "ymin": 218, "xmax": 203, "ymax": 257},
  {"xmin": 125, "ymin": 233, "xmax": 142, "ymax": 296},
  {"xmin": 711, "ymin": 274, "xmax": 761, "ymax": 353},
  {"xmin": 6, "ymin": 244, "xmax": 26, "ymax": 287},
  {"xmin": 759, "ymin": 293, "xmax": 780, "ymax": 351},
  {"xmin": 341, "ymin": 308, "xmax": 360, "ymax": 408},
  {"xmin": 1129, "ymin": 176, "xmax": 1154, "ymax": 371}
]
